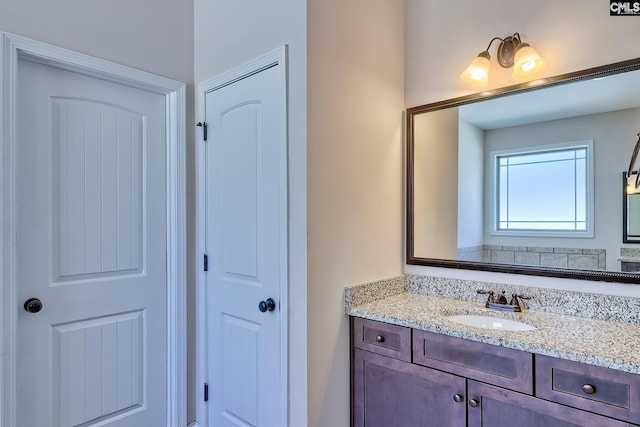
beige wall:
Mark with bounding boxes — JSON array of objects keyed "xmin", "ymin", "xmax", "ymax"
[
  {"xmin": 406, "ymin": 0, "xmax": 640, "ymax": 107},
  {"xmin": 194, "ymin": 0, "xmax": 308, "ymax": 425},
  {"xmin": 307, "ymin": 0, "xmax": 405, "ymax": 425}
]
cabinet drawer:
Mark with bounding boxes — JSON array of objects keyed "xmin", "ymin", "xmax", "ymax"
[
  {"xmin": 468, "ymin": 380, "xmax": 633, "ymax": 427},
  {"xmin": 536, "ymin": 354, "xmax": 640, "ymax": 424},
  {"xmin": 352, "ymin": 317, "xmax": 411, "ymax": 361},
  {"xmin": 413, "ymin": 329, "xmax": 533, "ymax": 394}
]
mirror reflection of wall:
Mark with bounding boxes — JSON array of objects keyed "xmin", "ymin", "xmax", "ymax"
[{"xmin": 413, "ymin": 108, "xmax": 459, "ymax": 259}]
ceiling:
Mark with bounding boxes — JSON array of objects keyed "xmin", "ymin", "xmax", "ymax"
[{"xmin": 459, "ymin": 68, "xmax": 640, "ymax": 130}]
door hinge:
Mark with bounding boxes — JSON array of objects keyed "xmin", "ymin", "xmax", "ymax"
[
  {"xmin": 203, "ymin": 254, "xmax": 208, "ymax": 272},
  {"xmin": 196, "ymin": 122, "xmax": 208, "ymax": 141},
  {"xmin": 204, "ymin": 383, "xmax": 209, "ymax": 402}
]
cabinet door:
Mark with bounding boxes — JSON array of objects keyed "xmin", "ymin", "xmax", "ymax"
[
  {"xmin": 468, "ymin": 381, "xmax": 633, "ymax": 427},
  {"xmin": 353, "ymin": 349, "xmax": 466, "ymax": 427}
]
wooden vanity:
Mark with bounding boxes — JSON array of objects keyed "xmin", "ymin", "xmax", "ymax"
[{"xmin": 351, "ymin": 316, "xmax": 640, "ymax": 427}]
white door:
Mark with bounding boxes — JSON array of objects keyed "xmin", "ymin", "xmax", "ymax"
[
  {"xmin": 16, "ymin": 57, "xmax": 168, "ymax": 427},
  {"xmin": 204, "ymin": 57, "xmax": 287, "ymax": 427}
]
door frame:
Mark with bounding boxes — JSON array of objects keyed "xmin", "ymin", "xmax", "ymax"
[
  {"xmin": 0, "ymin": 32, "xmax": 187, "ymax": 427},
  {"xmin": 195, "ymin": 46, "xmax": 289, "ymax": 427}
]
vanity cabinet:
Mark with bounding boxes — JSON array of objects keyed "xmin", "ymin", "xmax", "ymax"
[{"xmin": 351, "ymin": 317, "xmax": 638, "ymax": 427}]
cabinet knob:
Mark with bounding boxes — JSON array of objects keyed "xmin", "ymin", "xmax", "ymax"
[
  {"xmin": 468, "ymin": 399, "xmax": 479, "ymax": 408},
  {"xmin": 582, "ymin": 384, "xmax": 596, "ymax": 394},
  {"xmin": 375, "ymin": 335, "xmax": 385, "ymax": 343},
  {"xmin": 453, "ymin": 393, "xmax": 464, "ymax": 403}
]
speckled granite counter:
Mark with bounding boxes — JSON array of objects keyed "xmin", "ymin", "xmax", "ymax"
[{"xmin": 345, "ymin": 275, "xmax": 640, "ymax": 375}]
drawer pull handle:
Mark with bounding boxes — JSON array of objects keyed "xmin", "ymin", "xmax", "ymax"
[
  {"xmin": 468, "ymin": 399, "xmax": 479, "ymax": 408},
  {"xmin": 582, "ymin": 384, "xmax": 596, "ymax": 395},
  {"xmin": 375, "ymin": 335, "xmax": 385, "ymax": 343},
  {"xmin": 453, "ymin": 394, "xmax": 464, "ymax": 403}
]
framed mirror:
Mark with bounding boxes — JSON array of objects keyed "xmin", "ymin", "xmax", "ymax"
[{"xmin": 407, "ymin": 58, "xmax": 640, "ymax": 283}]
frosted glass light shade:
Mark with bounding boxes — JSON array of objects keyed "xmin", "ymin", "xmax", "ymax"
[
  {"xmin": 627, "ymin": 174, "xmax": 640, "ymax": 195},
  {"xmin": 460, "ymin": 52, "xmax": 490, "ymax": 87},
  {"xmin": 512, "ymin": 44, "xmax": 545, "ymax": 80}
]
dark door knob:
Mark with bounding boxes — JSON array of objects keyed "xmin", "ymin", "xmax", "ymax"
[
  {"xmin": 258, "ymin": 298, "xmax": 276, "ymax": 313},
  {"xmin": 24, "ymin": 298, "xmax": 43, "ymax": 313},
  {"xmin": 453, "ymin": 394, "xmax": 464, "ymax": 403}
]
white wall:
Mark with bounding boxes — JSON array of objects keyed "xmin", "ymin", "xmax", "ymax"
[
  {"xmin": 0, "ymin": 0, "xmax": 197, "ymax": 421},
  {"xmin": 406, "ymin": 0, "xmax": 640, "ymax": 298},
  {"xmin": 458, "ymin": 119, "xmax": 484, "ymax": 249},
  {"xmin": 307, "ymin": 0, "xmax": 405, "ymax": 425},
  {"xmin": 0, "ymin": 0, "xmax": 193, "ymax": 84},
  {"xmin": 194, "ymin": 0, "xmax": 307, "ymax": 425}
]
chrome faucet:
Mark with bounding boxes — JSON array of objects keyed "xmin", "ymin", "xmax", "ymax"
[{"xmin": 477, "ymin": 289, "xmax": 533, "ymax": 312}]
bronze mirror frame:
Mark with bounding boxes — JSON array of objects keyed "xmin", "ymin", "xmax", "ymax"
[{"xmin": 406, "ymin": 57, "xmax": 640, "ymax": 284}]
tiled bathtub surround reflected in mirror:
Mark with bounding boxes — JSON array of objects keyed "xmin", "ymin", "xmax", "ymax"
[{"xmin": 458, "ymin": 245, "xmax": 606, "ymax": 270}]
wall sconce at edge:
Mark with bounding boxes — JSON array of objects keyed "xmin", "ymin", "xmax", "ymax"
[{"xmin": 460, "ymin": 32, "xmax": 545, "ymax": 87}]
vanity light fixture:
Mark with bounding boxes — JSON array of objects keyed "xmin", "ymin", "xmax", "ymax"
[{"xmin": 460, "ymin": 32, "xmax": 545, "ymax": 87}]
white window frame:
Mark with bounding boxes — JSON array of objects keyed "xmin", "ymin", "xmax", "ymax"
[{"xmin": 489, "ymin": 140, "xmax": 594, "ymax": 238}]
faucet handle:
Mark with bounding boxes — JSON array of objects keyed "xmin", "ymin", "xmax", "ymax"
[
  {"xmin": 509, "ymin": 294, "xmax": 534, "ymax": 308},
  {"xmin": 477, "ymin": 289, "xmax": 494, "ymax": 307}
]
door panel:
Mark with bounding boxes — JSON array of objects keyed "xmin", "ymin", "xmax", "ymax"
[
  {"xmin": 52, "ymin": 311, "xmax": 143, "ymax": 426},
  {"xmin": 221, "ymin": 314, "xmax": 260, "ymax": 425},
  {"xmin": 16, "ymin": 57, "xmax": 167, "ymax": 427},
  {"xmin": 51, "ymin": 98, "xmax": 143, "ymax": 280},
  {"xmin": 221, "ymin": 105, "xmax": 259, "ymax": 279},
  {"xmin": 206, "ymin": 63, "xmax": 286, "ymax": 427}
]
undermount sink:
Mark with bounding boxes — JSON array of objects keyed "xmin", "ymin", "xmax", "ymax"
[{"xmin": 444, "ymin": 314, "xmax": 537, "ymax": 331}]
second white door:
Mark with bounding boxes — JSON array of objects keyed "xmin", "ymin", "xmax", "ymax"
[{"xmin": 204, "ymin": 55, "xmax": 287, "ymax": 427}]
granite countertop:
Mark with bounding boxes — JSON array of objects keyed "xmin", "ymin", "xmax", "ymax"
[{"xmin": 345, "ymin": 276, "xmax": 640, "ymax": 375}]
